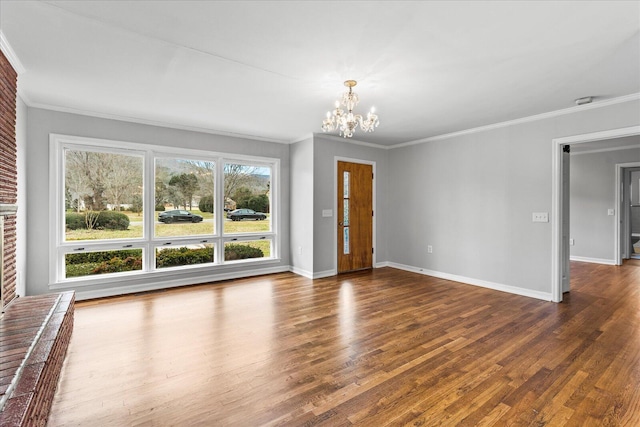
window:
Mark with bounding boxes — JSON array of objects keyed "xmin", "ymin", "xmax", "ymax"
[{"xmin": 50, "ymin": 135, "xmax": 279, "ymax": 284}]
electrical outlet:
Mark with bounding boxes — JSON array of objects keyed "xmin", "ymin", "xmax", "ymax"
[
  {"xmin": 298, "ymin": 246, "xmax": 302, "ymax": 255},
  {"xmin": 569, "ymin": 239, "xmax": 575, "ymax": 246},
  {"xmin": 427, "ymin": 245, "xmax": 433, "ymax": 253},
  {"xmin": 532, "ymin": 212, "xmax": 549, "ymax": 223}
]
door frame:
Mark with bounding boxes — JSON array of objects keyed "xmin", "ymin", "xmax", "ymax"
[
  {"xmin": 551, "ymin": 125, "xmax": 640, "ymax": 302},
  {"xmin": 334, "ymin": 157, "xmax": 376, "ymax": 274},
  {"xmin": 617, "ymin": 163, "xmax": 640, "ymax": 262}
]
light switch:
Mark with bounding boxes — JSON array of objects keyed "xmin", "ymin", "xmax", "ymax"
[
  {"xmin": 322, "ymin": 209, "xmax": 333, "ymax": 217},
  {"xmin": 607, "ymin": 209, "xmax": 615, "ymax": 216}
]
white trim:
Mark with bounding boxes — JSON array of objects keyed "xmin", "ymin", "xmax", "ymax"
[
  {"xmin": 393, "ymin": 93, "xmax": 640, "ymax": 149},
  {"xmin": 316, "ymin": 133, "xmax": 390, "ymax": 150},
  {"xmin": 571, "ymin": 144, "xmax": 640, "ymax": 156},
  {"xmin": 569, "ymin": 256, "xmax": 616, "ymax": 266},
  {"xmin": 386, "ymin": 262, "xmax": 552, "ymax": 301},
  {"xmin": 0, "ymin": 31, "xmax": 26, "ymax": 75},
  {"xmin": 552, "ymin": 126, "xmax": 640, "ymax": 303},
  {"xmin": 290, "ymin": 266, "xmax": 313, "ymax": 279},
  {"xmin": 333, "ymin": 157, "xmax": 377, "ymax": 274},
  {"xmin": 312, "ymin": 269, "xmax": 337, "ymax": 279},
  {"xmin": 375, "ymin": 261, "xmax": 390, "ymax": 268},
  {"xmin": 285, "ymin": 268, "xmax": 337, "ymax": 280},
  {"xmin": 66, "ymin": 265, "xmax": 291, "ymax": 301},
  {"xmin": 615, "ymin": 162, "xmax": 640, "ymax": 264}
]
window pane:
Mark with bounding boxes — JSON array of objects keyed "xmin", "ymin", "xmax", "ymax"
[
  {"xmin": 343, "ymin": 227, "xmax": 350, "ymax": 255},
  {"xmin": 155, "ymin": 158, "xmax": 215, "ymax": 237},
  {"xmin": 343, "ymin": 171, "xmax": 350, "ymax": 198},
  {"xmin": 224, "ymin": 163, "xmax": 271, "ymax": 234},
  {"xmin": 65, "ymin": 249, "xmax": 143, "ymax": 278},
  {"xmin": 156, "ymin": 244, "xmax": 215, "ymax": 269},
  {"xmin": 224, "ymin": 240, "xmax": 271, "ymax": 261},
  {"xmin": 343, "ymin": 199, "xmax": 349, "ymax": 226},
  {"xmin": 64, "ymin": 149, "xmax": 143, "ymax": 241}
]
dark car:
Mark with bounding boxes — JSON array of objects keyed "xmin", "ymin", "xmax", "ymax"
[
  {"xmin": 226, "ymin": 208, "xmax": 267, "ymax": 221},
  {"xmin": 158, "ymin": 210, "xmax": 203, "ymax": 223}
]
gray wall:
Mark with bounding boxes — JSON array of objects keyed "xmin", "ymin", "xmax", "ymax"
[
  {"xmin": 386, "ymin": 100, "xmax": 640, "ymax": 297},
  {"xmin": 289, "ymin": 137, "xmax": 314, "ymax": 276},
  {"xmin": 312, "ymin": 135, "xmax": 389, "ymax": 275},
  {"xmin": 570, "ymin": 145, "xmax": 640, "ymax": 262},
  {"xmin": 15, "ymin": 96, "xmax": 27, "ymax": 298},
  {"xmin": 25, "ymin": 107, "xmax": 290, "ymax": 298}
]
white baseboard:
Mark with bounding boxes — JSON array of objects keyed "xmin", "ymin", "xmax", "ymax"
[
  {"xmin": 289, "ymin": 267, "xmax": 336, "ymax": 279},
  {"xmin": 569, "ymin": 256, "xmax": 617, "ymax": 265},
  {"xmin": 289, "ymin": 266, "xmax": 313, "ymax": 279},
  {"xmin": 70, "ymin": 265, "xmax": 291, "ymax": 300},
  {"xmin": 386, "ymin": 262, "xmax": 553, "ymax": 301},
  {"xmin": 375, "ymin": 261, "xmax": 390, "ymax": 268},
  {"xmin": 312, "ymin": 269, "xmax": 336, "ymax": 279}
]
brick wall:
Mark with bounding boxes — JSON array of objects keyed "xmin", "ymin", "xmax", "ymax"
[{"xmin": 0, "ymin": 49, "xmax": 18, "ymax": 306}]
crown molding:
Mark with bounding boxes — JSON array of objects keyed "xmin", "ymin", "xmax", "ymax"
[
  {"xmin": 313, "ymin": 133, "xmax": 390, "ymax": 150},
  {"xmin": 0, "ymin": 31, "xmax": 26, "ymax": 75},
  {"xmin": 391, "ymin": 93, "xmax": 640, "ymax": 149},
  {"xmin": 27, "ymin": 101, "xmax": 291, "ymax": 145}
]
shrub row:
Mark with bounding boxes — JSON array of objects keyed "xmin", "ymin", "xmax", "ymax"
[
  {"xmin": 224, "ymin": 244, "xmax": 264, "ymax": 260},
  {"xmin": 66, "ymin": 249, "xmax": 142, "ymax": 265},
  {"xmin": 91, "ymin": 256, "xmax": 142, "ymax": 274},
  {"xmin": 66, "ymin": 211, "xmax": 130, "ymax": 230},
  {"xmin": 65, "ymin": 244, "xmax": 264, "ymax": 276},
  {"xmin": 156, "ymin": 247, "xmax": 214, "ymax": 268}
]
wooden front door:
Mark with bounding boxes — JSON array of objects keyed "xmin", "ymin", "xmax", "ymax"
[{"xmin": 337, "ymin": 161, "xmax": 373, "ymax": 273}]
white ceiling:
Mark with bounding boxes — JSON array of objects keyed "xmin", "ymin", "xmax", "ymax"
[{"xmin": 1, "ymin": 1, "xmax": 639, "ymax": 147}]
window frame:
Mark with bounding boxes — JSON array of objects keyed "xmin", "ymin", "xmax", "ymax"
[{"xmin": 49, "ymin": 134, "xmax": 280, "ymax": 286}]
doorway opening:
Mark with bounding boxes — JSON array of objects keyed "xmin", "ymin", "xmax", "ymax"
[
  {"xmin": 621, "ymin": 166, "xmax": 640, "ymax": 260},
  {"xmin": 552, "ymin": 126, "xmax": 640, "ymax": 302}
]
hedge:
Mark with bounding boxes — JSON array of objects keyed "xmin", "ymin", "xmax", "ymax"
[
  {"xmin": 91, "ymin": 256, "xmax": 142, "ymax": 274},
  {"xmin": 156, "ymin": 247, "xmax": 214, "ymax": 268},
  {"xmin": 66, "ymin": 249, "xmax": 142, "ymax": 265},
  {"xmin": 224, "ymin": 244, "xmax": 264, "ymax": 260},
  {"xmin": 65, "ymin": 244, "xmax": 264, "ymax": 276},
  {"xmin": 66, "ymin": 211, "xmax": 130, "ymax": 230}
]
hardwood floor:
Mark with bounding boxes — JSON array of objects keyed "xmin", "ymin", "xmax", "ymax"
[{"xmin": 47, "ymin": 262, "xmax": 640, "ymax": 426}]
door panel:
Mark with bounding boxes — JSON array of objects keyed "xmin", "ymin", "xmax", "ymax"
[{"xmin": 337, "ymin": 161, "xmax": 372, "ymax": 272}]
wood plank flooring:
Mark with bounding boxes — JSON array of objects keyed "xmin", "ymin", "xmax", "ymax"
[{"xmin": 47, "ymin": 262, "xmax": 640, "ymax": 426}]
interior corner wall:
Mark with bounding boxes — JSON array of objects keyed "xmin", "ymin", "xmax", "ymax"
[
  {"xmin": 15, "ymin": 95, "xmax": 27, "ymax": 298},
  {"xmin": 570, "ymin": 144, "xmax": 640, "ymax": 262},
  {"xmin": 289, "ymin": 137, "xmax": 314, "ymax": 277},
  {"xmin": 25, "ymin": 107, "xmax": 291, "ymax": 298},
  {"xmin": 386, "ymin": 99, "xmax": 640, "ymax": 297},
  {"xmin": 312, "ymin": 135, "xmax": 389, "ymax": 275}
]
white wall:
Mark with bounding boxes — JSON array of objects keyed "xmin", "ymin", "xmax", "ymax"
[
  {"xmin": 15, "ymin": 96, "xmax": 27, "ymax": 298},
  {"xmin": 25, "ymin": 107, "xmax": 291, "ymax": 298},
  {"xmin": 289, "ymin": 137, "xmax": 314, "ymax": 277},
  {"xmin": 386, "ymin": 99, "xmax": 640, "ymax": 299},
  {"xmin": 570, "ymin": 144, "xmax": 640, "ymax": 263}
]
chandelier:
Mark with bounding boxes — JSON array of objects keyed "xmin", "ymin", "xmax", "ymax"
[{"xmin": 321, "ymin": 80, "xmax": 380, "ymax": 138}]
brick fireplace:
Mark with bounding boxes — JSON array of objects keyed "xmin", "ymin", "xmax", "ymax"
[{"xmin": 0, "ymin": 48, "xmax": 18, "ymax": 312}]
